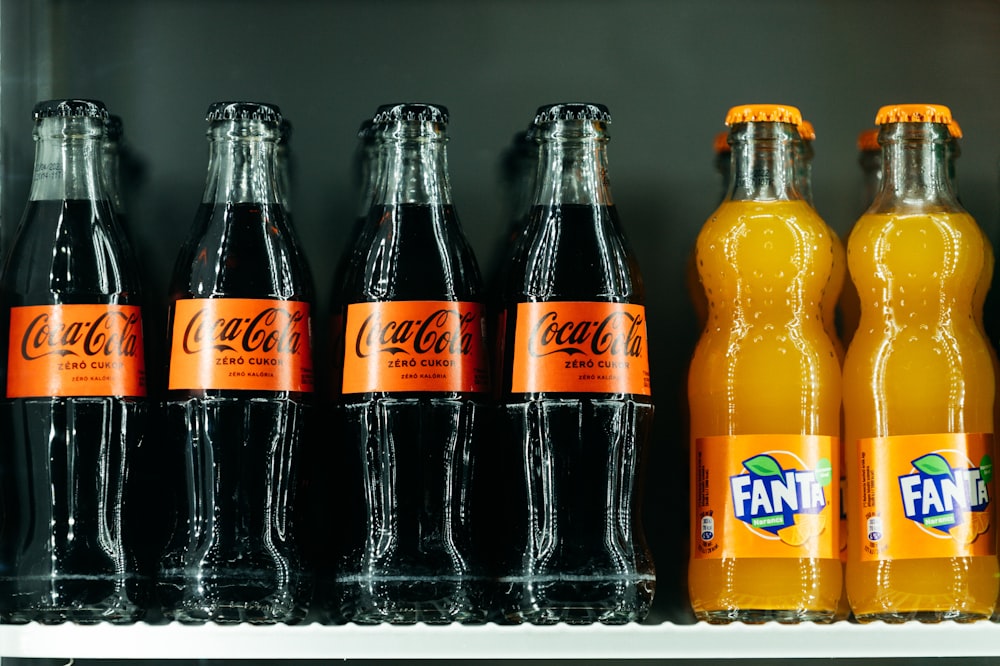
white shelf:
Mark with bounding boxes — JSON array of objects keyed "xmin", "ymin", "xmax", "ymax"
[{"xmin": 2, "ymin": 622, "xmax": 1000, "ymax": 660}]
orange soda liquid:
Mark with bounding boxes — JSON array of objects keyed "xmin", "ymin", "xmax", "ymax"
[
  {"xmin": 844, "ymin": 210, "xmax": 998, "ymax": 622},
  {"xmin": 689, "ymin": 198, "xmax": 843, "ymax": 623}
]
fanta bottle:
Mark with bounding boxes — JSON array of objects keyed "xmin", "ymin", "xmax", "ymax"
[
  {"xmin": 688, "ymin": 104, "xmax": 842, "ymax": 623},
  {"xmin": 844, "ymin": 104, "xmax": 998, "ymax": 623}
]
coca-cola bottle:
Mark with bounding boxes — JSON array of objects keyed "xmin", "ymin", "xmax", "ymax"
[
  {"xmin": 0, "ymin": 99, "xmax": 148, "ymax": 624},
  {"xmin": 156, "ymin": 101, "xmax": 314, "ymax": 624},
  {"xmin": 495, "ymin": 102, "xmax": 655, "ymax": 624},
  {"xmin": 332, "ymin": 103, "xmax": 491, "ymax": 624}
]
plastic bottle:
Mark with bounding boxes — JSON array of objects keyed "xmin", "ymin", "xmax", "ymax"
[
  {"xmin": 844, "ymin": 103, "xmax": 997, "ymax": 623},
  {"xmin": 688, "ymin": 103, "xmax": 842, "ymax": 624},
  {"xmin": 495, "ymin": 102, "xmax": 655, "ymax": 624},
  {"xmin": 0, "ymin": 99, "xmax": 148, "ymax": 624},
  {"xmin": 333, "ymin": 103, "xmax": 491, "ymax": 624},
  {"xmin": 157, "ymin": 101, "xmax": 314, "ymax": 624}
]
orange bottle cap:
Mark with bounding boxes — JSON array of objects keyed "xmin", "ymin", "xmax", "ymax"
[
  {"xmin": 948, "ymin": 120, "xmax": 963, "ymax": 139},
  {"xmin": 725, "ymin": 104, "xmax": 802, "ymax": 127},
  {"xmin": 875, "ymin": 104, "xmax": 953, "ymax": 126},
  {"xmin": 857, "ymin": 129, "xmax": 880, "ymax": 152},
  {"xmin": 713, "ymin": 130, "xmax": 730, "ymax": 154},
  {"xmin": 799, "ymin": 120, "xmax": 816, "ymax": 141}
]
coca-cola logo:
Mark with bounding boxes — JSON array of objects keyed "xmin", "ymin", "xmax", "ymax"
[
  {"xmin": 355, "ymin": 308, "xmax": 475, "ymax": 358},
  {"xmin": 181, "ymin": 306, "xmax": 304, "ymax": 355},
  {"xmin": 20, "ymin": 310, "xmax": 141, "ymax": 361},
  {"xmin": 527, "ymin": 310, "xmax": 644, "ymax": 358}
]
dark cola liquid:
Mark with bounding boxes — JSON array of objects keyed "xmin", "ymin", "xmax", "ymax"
[
  {"xmin": 496, "ymin": 202, "xmax": 655, "ymax": 624},
  {"xmin": 335, "ymin": 203, "xmax": 489, "ymax": 624},
  {"xmin": 156, "ymin": 202, "xmax": 312, "ymax": 624},
  {"xmin": 0, "ymin": 199, "xmax": 147, "ymax": 624}
]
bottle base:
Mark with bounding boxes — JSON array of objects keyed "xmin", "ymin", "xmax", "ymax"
[
  {"xmin": 694, "ymin": 608, "xmax": 837, "ymax": 624},
  {"xmin": 338, "ymin": 576, "xmax": 490, "ymax": 624},
  {"xmin": 156, "ymin": 570, "xmax": 306, "ymax": 625},
  {"xmin": 0, "ymin": 575, "xmax": 147, "ymax": 625},
  {"xmin": 0, "ymin": 606, "xmax": 144, "ymax": 625},
  {"xmin": 854, "ymin": 610, "xmax": 992, "ymax": 624},
  {"xmin": 498, "ymin": 574, "xmax": 654, "ymax": 625}
]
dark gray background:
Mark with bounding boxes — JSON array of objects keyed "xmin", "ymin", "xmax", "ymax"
[{"xmin": 1, "ymin": 0, "xmax": 999, "ymax": 661}]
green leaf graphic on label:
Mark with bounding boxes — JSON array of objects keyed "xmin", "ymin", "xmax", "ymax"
[
  {"xmin": 981, "ymin": 454, "xmax": 994, "ymax": 484},
  {"xmin": 815, "ymin": 458, "xmax": 833, "ymax": 487},
  {"xmin": 744, "ymin": 455, "xmax": 782, "ymax": 477},
  {"xmin": 912, "ymin": 453, "xmax": 954, "ymax": 479}
]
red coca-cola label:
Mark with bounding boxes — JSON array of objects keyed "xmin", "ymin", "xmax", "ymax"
[
  {"xmin": 510, "ymin": 301, "xmax": 651, "ymax": 394},
  {"xmin": 7, "ymin": 304, "xmax": 146, "ymax": 398},
  {"xmin": 341, "ymin": 301, "xmax": 489, "ymax": 393},
  {"xmin": 168, "ymin": 298, "xmax": 313, "ymax": 392}
]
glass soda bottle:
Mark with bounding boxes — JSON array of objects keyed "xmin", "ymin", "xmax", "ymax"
[
  {"xmin": 156, "ymin": 101, "xmax": 314, "ymax": 624},
  {"xmin": 0, "ymin": 99, "xmax": 148, "ymax": 624},
  {"xmin": 844, "ymin": 104, "xmax": 997, "ymax": 622},
  {"xmin": 688, "ymin": 104, "xmax": 842, "ymax": 623},
  {"xmin": 495, "ymin": 102, "xmax": 655, "ymax": 624},
  {"xmin": 333, "ymin": 103, "xmax": 491, "ymax": 624}
]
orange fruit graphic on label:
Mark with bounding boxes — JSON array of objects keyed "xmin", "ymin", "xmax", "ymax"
[
  {"xmin": 777, "ymin": 512, "xmax": 827, "ymax": 547},
  {"xmin": 971, "ymin": 511, "xmax": 991, "ymax": 535},
  {"xmin": 950, "ymin": 513, "xmax": 989, "ymax": 545}
]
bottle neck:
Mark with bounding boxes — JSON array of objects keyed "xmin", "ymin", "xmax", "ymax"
[
  {"xmin": 532, "ymin": 120, "xmax": 613, "ymax": 207},
  {"xmin": 727, "ymin": 122, "xmax": 801, "ymax": 203},
  {"xmin": 371, "ymin": 120, "xmax": 452, "ymax": 207},
  {"xmin": 202, "ymin": 119, "xmax": 281, "ymax": 205},
  {"xmin": 858, "ymin": 149, "xmax": 882, "ymax": 210},
  {"xmin": 794, "ymin": 139, "xmax": 815, "ymax": 207},
  {"xmin": 871, "ymin": 122, "xmax": 959, "ymax": 214},
  {"xmin": 29, "ymin": 116, "xmax": 108, "ymax": 202},
  {"xmin": 101, "ymin": 138, "xmax": 125, "ymax": 214},
  {"xmin": 354, "ymin": 140, "xmax": 379, "ymax": 218}
]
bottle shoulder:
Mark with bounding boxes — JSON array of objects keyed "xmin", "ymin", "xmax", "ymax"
[
  {"xmin": 2, "ymin": 199, "xmax": 141, "ymax": 303},
  {"xmin": 171, "ymin": 203, "xmax": 314, "ymax": 301},
  {"xmin": 341, "ymin": 203, "xmax": 483, "ymax": 303},
  {"xmin": 504, "ymin": 203, "xmax": 644, "ymax": 303}
]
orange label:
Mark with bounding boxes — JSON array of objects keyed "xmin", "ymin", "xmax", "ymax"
[
  {"xmin": 168, "ymin": 298, "xmax": 312, "ymax": 392},
  {"xmin": 693, "ymin": 434, "xmax": 839, "ymax": 560},
  {"xmin": 341, "ymin": 301, "xmax": 489, "ymax": 394},
  {"xmin": 510, "ymin": 302, "xmax": 651, "ymax": 394},
  {"xmin": 855, "ymin": 433, "xmax": 996, "ymax": 561},
  {"xmin": 7, "ymin": 304, "xmax": 146, "ymax": 398}
]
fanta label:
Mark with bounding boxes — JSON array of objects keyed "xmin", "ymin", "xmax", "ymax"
[
  {"xmin": 168, "ymin": 298, "xmax": 313, "ymax": 392},
  {"xmin": 510, "ymin": 301, "xmax": 651, "ymax": 395},
  {"xmin": 7, "ymin": 304, "xmax": 146, "ymax": 398},
  {"xmin": 341, "ymin": 300, "xmax": 489, "ymax": 393},
  {"xmin": 856, "ymin": 433, "xmax": 996, "ymax": 561},
  {"xmin": 693, "ymin": 434, "xmax": 839, "ymax": 559}
]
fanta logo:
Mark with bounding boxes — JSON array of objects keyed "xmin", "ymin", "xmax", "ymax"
[
  {"xmin": 181, "ymin": 306, "xmax": 304, "ymax": 355},
  {"xmin": 21, "ymin": 310, "xmax": 141, "ymax": 361},
  {"xmin": 730, "ymin": 454, "xmax": 829, "ymax": 536},
  {"xmin": 354, "ymin": 308, "xmax": 475, "ymax": 358},
  {"xmin": 898, "ymin": 453, "xmax": 991, "ymax": 536},
  {"xmin": 527, "ymin": 310, "xmax": 644, "ymax": 358}
]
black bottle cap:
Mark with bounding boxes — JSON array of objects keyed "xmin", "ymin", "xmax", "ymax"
[
  {"xmin": 372, "ymin": 103, "xmax": 449, "ymax": 126},
  {"xmin": 533, "ymin": 103, "xmax": 612, "ymax": 125},
  {"xmin": 33, "ymin": 99, "xmax": 109, "ymax": 121},
  {"xmin": 206, "ymin": 101, "xmax": 282, "ymax": 125},
  {"xmin": 105, "ymin": 114, "xmax": 124, "ymax": 141}
]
